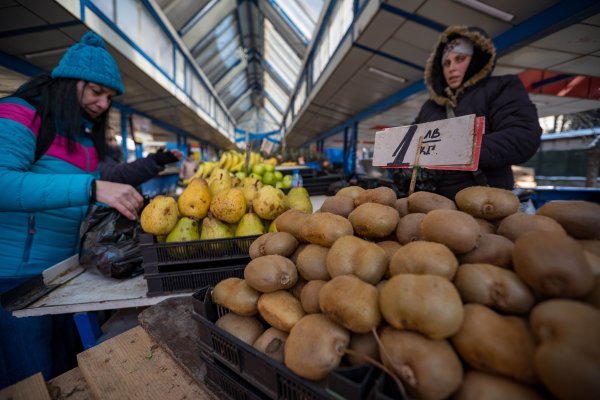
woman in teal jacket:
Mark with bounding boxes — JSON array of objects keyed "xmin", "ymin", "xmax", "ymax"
[{"xmin": 0, "ymin": 32, "xmax": 143, "ymax": 387}]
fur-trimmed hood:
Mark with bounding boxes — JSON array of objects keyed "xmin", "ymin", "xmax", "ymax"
[{"xmin": 425, "ymin": 26, "xmax": 496, "ymax": 107}]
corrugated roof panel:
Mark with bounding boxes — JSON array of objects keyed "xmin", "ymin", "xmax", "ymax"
[
  {"xmin": 263, "ymin": 18, "xmax": 301, "ymax": 90},
  {"xmin": 271, "ymin": 0, "xmax": 324, "ymax": 42},
  {"xmin": 264, "ymin": 97, "xmax": 284, "ymax": 123},
  {"xmin": 264, "ymin": 72, "xmax": 290, "ymax": 112}
]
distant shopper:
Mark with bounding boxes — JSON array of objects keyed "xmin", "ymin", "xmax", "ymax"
[
  {"xmin": 179, "ymin": 151, "xmax": 198, "ymax": 181},
  {"xmin": 394, "ymin": 25, "xmax": 542, "ymax": 199},
  {"xmin": 0, "ymin": 31, "xmax": 143, "ymax": 387}
]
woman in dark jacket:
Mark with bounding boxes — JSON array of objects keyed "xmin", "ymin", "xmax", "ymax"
[{"xmin": 398, "ymin": 25, "xmax": 542, "ymax": 199}]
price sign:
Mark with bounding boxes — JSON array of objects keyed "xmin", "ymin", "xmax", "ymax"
[
  {"xmin": 261, "ymin": 139, "xmax": 275, "ymax": 154},
  {"xmin": 373, "ymin": 115, "xmax": 485, "ymax": 171}
]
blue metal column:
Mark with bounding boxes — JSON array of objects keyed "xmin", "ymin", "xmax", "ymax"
[
  {"xmin": 344, "ymin": 121, "xmax": 358, "ymax": 177},
  {"xmin": 342, "ymin": 127, "xmax": 349, "ymax": 177},
  {"xmin": 120, "ymin": 111, "xmax": 128, "ymax": 161}
]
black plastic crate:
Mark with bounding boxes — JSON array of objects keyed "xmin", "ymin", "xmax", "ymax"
[
  {"xmin": 191, "ymin": 286, "xmax": 378, "ymax": 400},
  {"xmin": 140, "ymin": 233, "xmax": 258, "ymax": 274},
  {"xmin": 145, "ymin": 265, "xmax": 245, "ymax": 296},
  {"xmin": 200, "ymin": 350, "xmax": 269, "ymax": 400}
]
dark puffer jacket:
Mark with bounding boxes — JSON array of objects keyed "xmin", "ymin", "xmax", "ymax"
[{"xmin": 402, "ymin": 26, "xmax": 541, "ymax": 199}]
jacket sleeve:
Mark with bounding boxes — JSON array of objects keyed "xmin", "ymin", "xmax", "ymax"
[
  {"xmin": 0, "ymin": 118, "xmax": 93, "ymax": 211},
  {"xmin": 99, "ymin": 155, "xmax": 164, "ymax": 186},
  {"xmin": 478, "ymin": 75, "xmax": 542, "ymax": 169}
]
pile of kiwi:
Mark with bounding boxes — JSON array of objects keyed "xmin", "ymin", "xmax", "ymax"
[{"xmin": 210, "ymin": 185, "xmax": 600, "ymax": 400}]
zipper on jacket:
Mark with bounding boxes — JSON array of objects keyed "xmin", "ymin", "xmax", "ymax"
[
  {"xmin": 85, "ymin": 145, "xmax": 91, "ymax": 172},
  {"xmin": 22, "ymin": 214, "xmax": 36, "ymax": 263}
]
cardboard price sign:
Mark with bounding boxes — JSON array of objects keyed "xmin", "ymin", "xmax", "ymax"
[{"xmin": 373, "ymin": 114, "xmax": 485, "ymax": 171}]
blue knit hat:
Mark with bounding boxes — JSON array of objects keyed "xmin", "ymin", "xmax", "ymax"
[{"xmin": 52, "ymin": 31, "xmax": 124, "ymax": 95}]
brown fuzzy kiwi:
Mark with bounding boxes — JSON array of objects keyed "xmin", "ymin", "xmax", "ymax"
[
  {"xmin": 348, "ymin": 203, "xmax": 399, "ymax": 239},
  {"xmin": 319, "ymin": 275, "xmax": 381, "ymax": 333},
  {"xmin": 252, "ymin": 327, "xmax": 288, "ymax": 363},
  {"xmin": 295, "ymin": 244, "xmax": 330, "ymax": 281},
  {"xmin": 455, "ymin": 186, "xmax": 520, "ymax": 220},
  {"xmin": 354, "ymin": 186, "xmax": 396, "ymax": 207},
  {"xmin": 454, "ymin": 263, "xmax": 535, "ymax": 314},
  {"xmin": 249, "ymin": 232, "xmax": 299, "ymax": 259},
  {"xmin": 458, "ymin": 233, "xmax": 514, "ymax": 268},
  {"xmin": 257, "ymin": 290, "xmax": 305, "ymax": 332},
  {"xmin": 579, "ymin": 239, "xmax": 600, "ymax": 257},
  {"xmin": 497, "ymin": 213, "xmax": 566, "ymax": 241},
  {"xmin": 537, "ymin": 200, "xmax": 600, "ymax": 239},
  {"xmin": 513, "ymin": 230, "xmax": 594, "ymax": 298},
  {"xmin": 320, "ymin": 195, "xmax": 356, "ymax": 217},
  {"xmin": 347, "ymin": 332, "xmax": 380, "ymax": 366},
  {"xmin": 395, "ymin": 213, "xmax": 425, "ymax": 244},
  {"xmin": 407, "ymin": 191, "xmax": 457, "ymax": 213},
  {"xmin": 379, "ymin": 327, "xmax": 463, "ymax": 400},
  {"xmin": 212, "ymin": 278, "xmax": 260, "ymax": 316},
  {"xmin": 274, "ymin": 210, "xmax": 310, "ymax": 240},
  {"xmin": 475, "ymin": 217, "xmax": 497, "ymax": 234},
  {"xmin": 284, "ymin": 314, "xmax": 350, "ymax": 380},
  {"xmin": 300, "ymin": 212, "xmax": 354, "ymax": 247},
  {"xmin": 336, "ymin": 185, "xmax": 365, "ymax": 200},
  {"xmin": 421, "ymin": 209, "xmax": 481, "ymax": 254},
  {"xmin": 326, "ymin": 235, "xmax": 388, "ymax": 285},
  {"xmin": 376, "ymin": 240, "xmax": 402, "ymax": 260},
  {"xmin": 380, "ymin": 274, "xmax": 463, "ymax": 340},
  {"xmin": 288, "ymin": 276, "xmax": 308, "ymax": 300},
  {"xmin": 244, "ymin": 254, "xmax": 298, "ymax": 293},
  {"xmin": 451, "ymin": 304, "xmax": 537, "ymax": 384},
  {"xmin": 389, "ymin": 241, "xmax": 458, "ymax": 280},
  {"xmin": 215, "ymin": 313, "xmax": 264, "ymax": 345},
  {"xmin": 529, "ymin": 300, "xmax": 600, "ymax": 400},
  {"xmin": 454, "ymin": 371, "xmax": 545, "ymax": 400},
  {"xmin": 394, "ymin": 197, "xmax": 409, "ymax": 217},
  {"xmin": 300, "ymin": 280, "xmax": 327, "ymax": 314}
]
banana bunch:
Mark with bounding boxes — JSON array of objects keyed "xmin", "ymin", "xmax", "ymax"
[
  {"xmin": 182, "ymin": 161, "xmax": 219, "ymax": 185},
  {"xmin": 218, "ymin": 151, "xmax": 265, "ymax": 173}
]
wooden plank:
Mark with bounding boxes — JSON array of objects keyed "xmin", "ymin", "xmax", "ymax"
[
  {"xmin": 77, "ymin": 326, "xmax": 214, "ymax": 400},
  {"xmin": 0, "ymin": 372, "xmax": 51, "ymax": 400},
  {"xmin": 46, "ymin": 367, "xmax": 92, "ymax": 400}
]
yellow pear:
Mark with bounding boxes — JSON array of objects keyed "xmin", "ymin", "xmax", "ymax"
[
  {"xmin": 242, "ymin": 177, "xmax": 263, "ymax": 208},
  {"xmin": 140, "ymin": 195, "xmax": 179, "ymax": 236},
  {"xmin": 201, "ymin": 214, "xmax": 233, "ymax": 240},
  {"xmin": 210, "ymin": 188, "xmax": 247, "ymax": 224},
  {"xmin": 286, "ymin": 187, "xmax": 313, "ymax": 213},
  {"xmin": 253, "ymin": 186, "xmax": 287, "ymax": 220},
  {"xmin": 177, "ymin": 178, "xmax": 211, "ymax": 219},
  {"xmin": 235, "ymin": 213, "xmax": 265, "ymax": 237}
]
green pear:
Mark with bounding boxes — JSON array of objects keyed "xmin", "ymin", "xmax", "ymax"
[
  {"xmin": 235, "ymin": 213, "xmax": 265, "ymax": 237},
  {"xmin": 242, "ymin": 177, "xmax": 263, "ymax": 208},
  {"xmin": 140, "ymin": 195, "xmax": 179, "ymax": 236},
  {"xmin": 166, "ymin": 217, "xmax": 200, "ymax": 242},
  {"xmin": 210, "ymin": 188, "xmax": 247, "ymax": 224},
  {"xmin": 200, "ymin": 214, "xmax": 233, "ymax": 240},
  {"xmin": 253, "ymin": 185, "xmax": 287, "ymax": 220},
  {"xmin": 268, "ymin": 219, "xmax": 278, "ymax": 232},
  {"xmin": 177, "ymin": 178, "xmax": 211, "ymax": 219},
  {"xmin": 286, "ymin": 187, "xmax": 313, "ymax": 213}
]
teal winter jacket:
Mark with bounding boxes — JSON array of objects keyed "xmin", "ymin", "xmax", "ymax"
[{"xmin": 0, "ymin": 97, "xmax": 98, "ymax": 280}]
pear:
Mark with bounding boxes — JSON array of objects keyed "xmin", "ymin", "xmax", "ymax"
[
  {"xmin": 242, "ymin": 177, "xmax": 264, "ymax": 208},
  {"xmin": 166, "ymin": 217, "xmax": 200, "ymax": 242},
  {"xmin": 236, "ymin": 213, "xmax": 266, "ymax": 237},
  {"xmin": 209, "ymin": 177, "xmax": 232, "ymax": 197},
  {"xmin": 210, "ymin": 188, "xmax": 247, "ymax": 224},
  {"xmin": 177, "ymin": 178, "xmax": 211, "ymax": 219},
  {"xmin": 268, "ymin": 219, "xmax": 278, "ymax": 232},
  {"xmin": 200, "ymin": 214, "xmax": 233, "ymax": 240},
  {"xmin": 140, "ymin": 195, "xmax": 179, "ymax": 235},
  {"xmin": 286, "ymin": 187, "xmax": 313, "ymax": 214},
  {"xmin": 253, "ymin": 186, "xmax": 287, "ymax": 220}
]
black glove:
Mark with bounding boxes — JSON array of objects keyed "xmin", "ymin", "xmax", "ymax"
[{"xmin": 152, "ymin": 148, "xmax": 179, "ymax": 166}]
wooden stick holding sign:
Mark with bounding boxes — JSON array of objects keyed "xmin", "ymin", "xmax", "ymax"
[
  {"xmin": 373, "ymin": 114, "xmax": 485, "ymax": 174},
  {"xmin": 408, "ymin": 136, "xmax": 424, "ymax": 195}
]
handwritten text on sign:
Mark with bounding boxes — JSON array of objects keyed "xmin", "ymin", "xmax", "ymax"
[{"xmin": 373, "ymin": 114, "xmax": 483, "ymax": 171}]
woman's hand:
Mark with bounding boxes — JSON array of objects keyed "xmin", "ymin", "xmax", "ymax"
[{"xmin": 95, "ymin": 180, "xmax": 144, "ymax": 220}]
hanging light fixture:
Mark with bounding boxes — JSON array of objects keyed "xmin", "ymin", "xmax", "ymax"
[{"xmin": 454, "ymin": 0, "xmax": 515, "ymax": 22}]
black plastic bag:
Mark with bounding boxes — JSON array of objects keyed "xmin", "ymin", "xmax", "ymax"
[{"xmin": 79, "ymin": 205, "xmax": 143, "ymax": 278}]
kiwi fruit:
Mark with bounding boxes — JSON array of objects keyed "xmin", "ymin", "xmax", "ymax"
[
  {"xmin": 380, "ymin": 274, "xmax": 463, "ymax": 340},
  {"xmin": 407, "ymin": 191, "xmax": 457, "ymax": 213},
  {"xmin": 284, "ymin": 314, "xmax": 350, "ymax": 380},
  {"xmin": 454, "ymin": 371, "xmax": 544, "ymax": 400},
  {"xmin": 274, "ymin": 210, "xmax": 310, "ymax": 240},
  {"xmin": 294, "ymin": 244, "xmax": 330, "ymax": 281},
  {"xmin": 244, "ymin": 254, "xmax": 298, "ymax": 293},
  {"xmin": 497, "ymin": 213, "xmax": 566, "ymax": 241},
  {"xmin": 451, "ymin": 304, "xmax": 537, "ymax": 384},
  {"xmin": 379, "ymin": 327, "xmax": 463, "ymax": 400},
  {"xmin": 421, "ymin": 209, "xmax": 481, "ymax": 254},
  {"xmin": 253, "ymin": 327, "xmax": 288, "ymax": 363},
  {"xmin": 458, "ymin": 233, "xmax": 514, "ymax": 268},
  {"xmin": 389, "ymin": 241, "xmax": 458, "ymax": 280},
  {"xmin": 300, "ymin": 280, "xmax": 326, "ymax": 314},
  {"xmin": 326, "ymin": 235, "xmax": 388, "ymax": 284},
  {"xmin": 347, "ymin": 332, "xmax": 380, "ymax": 366},
  {"xmin": 455, "ymin": 186, "xmax": 520, "ymax": 220},
  {"xmin": 257, "ymin": 290, "xmax": 305, "ymax": 332},
  {"xmin": 513, "ymin": 230, "xmax": 594, "ymax": 298},
  {"xmin": 300, "ymin": 212, "xmax": 354, "ymax": 247},
  {"xmin": 336, "ymin": 185, "xmax": 365, "ymax": 200},
  {"xmin": 348, "ymin": 203, "xmax": 399, "ymax": 239},
  {"xmin": 394, "ymin": 197, "xmax": 409, "ymax": 217},
  {"xmin": 354, "ymin": 186, "xmax": 396, "ymax": 207},
  {"xmin": 475, "ymin": 217, "xmax": 497, "ymax": 234},
  {"xmin": 215, "ymin": 313, "xmax": 264, "ymax": 345},
  {"xmin": 288, "ymin": 276, "xmax": 308, "ymax": 300},
  {"xmin": 537, "ymin": 200, "xmax": 600, "ymax": 239},
  {"xmin": 376, "ymin": 240, "xmax": 402, "ymax": 260},
  {"xmin": 249, "ymin": 232, "xmax": 299, "ymax": 259},
  {"xmin": 454, "ymin": 263, "xmax": 535, "ymax": 314},
  {"xmin": 579, "ymin": 240, "xmax": 600, "ymax": 257},
  {"xmin": 212, "ymin": 278, "xmax": 260, "ymax": 316},
  {"xmin": 319, "ymin": 275, "xmax": 381, "ymax": 333},
  {"xmin": 395, "ymin": 213, "xmax": 425, "ymax": 244},
  {"xmin": 319, "ymin": 195, "xmax": 355, "ymax": 217}
]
